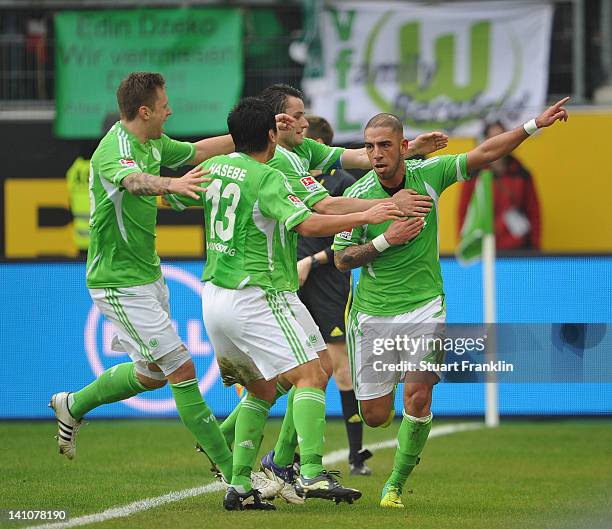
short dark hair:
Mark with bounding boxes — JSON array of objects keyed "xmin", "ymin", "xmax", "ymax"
[
  {"xmin": 305, "ymin": 115, "xmax": 334, "ymax": 145},
  {"xmin": 483, "ymin": 120, "xmax": 506, "ymax": 138},
  {"xmin": 116, "ymin": 72, "xmax": 165, "ymax": 121},
  {"xmin": 259, "ymin": 83, "xmax": 304, "ymax": 114},
  {"xmin": 365, "ymin": 113, "xmax": 404, "ymax": 135},
  {"xmin": 227, "ymin": 97, "xmax": 276, "ymax": 154}
]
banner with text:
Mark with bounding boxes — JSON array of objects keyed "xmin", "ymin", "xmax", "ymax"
[
  {"xmin": 305, "ymin": 1, "xmax": 552, "ymax": 142},
  {"xmin": 55, "ymin": 8, "xmax": 243, "ymax": 138}
]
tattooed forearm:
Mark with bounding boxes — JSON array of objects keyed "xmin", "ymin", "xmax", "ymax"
[
  {"xmin": 122, "ymin": 172, "xmax": 172, "ymax": 196},
  {"xmin": 334, "ymin": 242, "xmax": 380, "ymax": 272}
]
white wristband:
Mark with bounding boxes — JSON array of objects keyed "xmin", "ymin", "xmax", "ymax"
[
  {"xmin": 523, "ymin": 118, "xmax": 538, "ymax": 135},
  {"xmin": 372, "ymin": 234, "xmax": 391, "ymax": 253}
]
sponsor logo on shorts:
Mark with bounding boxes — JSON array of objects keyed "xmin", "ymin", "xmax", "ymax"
[
  {"xmin": 149, "ymin": 338, "xmax": 159, "ymax": 348},
  {"xmin": 239, "ymin": 440, "xmax": 255, "ymax": 449},
  {"xmin": 338, "ymin": 229, "xmax": 353, "ymax": 241},
  {"xmin": 288, "ymin": 195, "xmax": 304, "ymax": 208},
  {"xmin": 300, "ymin": 176, "xmax": 320, "ymax": 192},
  {"xmin": 308, "ymin": 334, "xmax": 318, "ymax": 344}
]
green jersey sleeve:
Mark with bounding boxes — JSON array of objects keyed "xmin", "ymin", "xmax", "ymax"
[
  {"xmin": 332, "ymin": 224, "xmax": 364, "ymax": 250},
  {"xmin": 164, "ymin": 159, "xmax": 210, "ymax": 210},
  {"xmin": 300, "ymin": 137, "xmax": 345, "ymax": 172},
  {"xmin": 259, "ymin": 168, "xmax": 312, "ymax": 230},
  {"xmin": 160, "ymin": 134, "xmax": 196, "ymax": 169},
  {"xmin": 417, "ymin": 153, "xmax": 469, "ymax": 195},
  {"xmin": 291, "ymin": 173, "xmax": 329, "ymax": 209},
  {"xmin": 98, "ymin": 141, "xmax": 141, "ymax": 188},
  {"xmin": 164, "ymin": 192, "xmax": 202, "ymax": 211}
]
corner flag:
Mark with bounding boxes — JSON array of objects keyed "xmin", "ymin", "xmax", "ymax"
[{"xmin": 456, "ymin": 169, "xmax": 494, "ymax": 264}]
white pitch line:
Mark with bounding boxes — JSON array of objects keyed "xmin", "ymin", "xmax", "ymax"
[{"xmin": 27, "ymin": 422, "xmax": 482, "ymax": 529}]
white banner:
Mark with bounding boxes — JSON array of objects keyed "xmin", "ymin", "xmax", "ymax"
[{"xmin": 304, "ymin": 1, "xmax": 553, "ymax": 142}]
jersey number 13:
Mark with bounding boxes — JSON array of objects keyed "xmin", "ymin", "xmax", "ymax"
[{"xmin": 206, "ymin": 180, "xmax": 241, "ymax": 242}]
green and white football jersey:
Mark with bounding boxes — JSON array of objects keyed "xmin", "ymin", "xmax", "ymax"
[
  {"xmin": 266, "ymin": 137, "xmax": 345, "ymax": 291},
  {"xmin": 86, "ymin": 122, "xmax": 195, "ymax": 288},
  {"xmin": 268, "ymin": 137, "xmax": 344, "ymax": 207},
  {"xmin": 166, "ymin": 152, "xmax": 312, "ymax": 291},
  {"xmin": 333, "ymin": 154, "xmax": 470, "ymax": 316}
]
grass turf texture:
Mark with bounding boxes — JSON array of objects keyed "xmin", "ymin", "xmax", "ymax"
[{"xmin": 1, "ymin": 419, "xmax": 610, "ymax": 529}]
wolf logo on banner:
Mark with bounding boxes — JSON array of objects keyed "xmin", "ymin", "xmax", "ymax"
[{"xmin": 305, "ymin": 1, "xmax": 553, "ymax": 142}]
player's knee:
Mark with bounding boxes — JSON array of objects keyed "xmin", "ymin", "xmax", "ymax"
[
  {"xmin": 144, "ymin": 377, "xmax": 167, "ymax": 389},
  {"xmin": 137, "ymin": 367, "xmax": 167, "ymax": 390},
  {"xmin": 406, "ymin": 387, "xmax": 431, "ymax": 415},
  {"xmin": 308, "ymin": 366, "xmax": 328, "ymax": 389},
  {"xmin": 317, "ymin": 349, "xmax": 334, "ymax": 379},
  {"xmin": 247, "ymin": 378, "xmax": 277, "ymax": 404},
  {"xmin": 159, "ymin": 346, "xmax": 195, "ymax": 384},
  {"xmin": 361, "ymin": 405, "xmax": 389, "ymax": 428},
  {"xmin": 333, "ymin": 365, "xmax": 352, "ymax": 390},
  {"xmin": 292, "ymin": 359, "xmax": 328, "ymax": 389}
]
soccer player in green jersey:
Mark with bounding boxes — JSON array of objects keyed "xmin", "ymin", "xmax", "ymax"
[
  {"xmin": 333, "ymin": 99, "xmax": 570, "ymax": 509},
  {"xmin": 48, "ymin": 72, "xmax": 295, "ymax": 482},
  {"xmin": 227, "ymin": 84, "xmax": 442, "ymax": 498},
  {"xmin": 167, "ymin": 97, "xmax": 405, "ymax": 509}
]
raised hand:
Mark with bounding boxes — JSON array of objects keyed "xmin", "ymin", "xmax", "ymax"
[
  {"xmin": 392, "ymin": 188, "xmax": 433, "ymax": 217},
  {"xmin": 384, "ymin": 217, "xmax": 425, "ymax": 245},
  {"xmin": 410, "ymin": 131, "xmax": 449, "ymax": 156},
  {"xmin": 168, "ymin": 167, "xmax": 212, "ymax": 200},
  {"xmin": 536, "ymin": 97, "xmax": 570, "ymax": 128},
  {"xmin": 275, "ymin": 113, "xmax": 296, "ymax": 131},
  {"xmin": 363, "ymin": 202, "xmax": 404, "ymax": 224}
]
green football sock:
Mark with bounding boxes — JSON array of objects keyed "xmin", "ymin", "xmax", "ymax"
[
  {"xmin": 69, "ymin": 362, "xmax": 150, "ymax": 420},
  {"xmin": 273, "ymin": 386, "xmax": 298, "ymax": 467},
  {"xmin": 231, "ymin": 395, "xmax": 271, "ymax": 493},
  {"xmin": 170, "ymin": 378, "xmax": 233, "ymax": 482},
  {"xmin": 386, "ymin": 411, "xmax": 433, "ymax": 490},
  {"xmin": 220, "ymin": 395, "xmax": 245, "ymax": 449},
  {"xmin": 293, "ymin": 387, "xmax": 326, "ymax": 478},
  {"xmin": 221, "ymin": 383, "xmax": 288, "ymax": 449}
]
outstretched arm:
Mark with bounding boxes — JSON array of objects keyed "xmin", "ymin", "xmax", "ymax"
[
  {"xmin": 190, "ymin": 113, "xmax": 296, "ymax": 164},
  {"xmin": 295, "ymin": 202, "xmax": 402, "ymax": 237},
  {"xmin": 466, "ymin": 97, "xmax": 569, "ymax": 173},
  {"xmin": 123, "ymin": 167, "xmax": 210, "ymax": 199}
]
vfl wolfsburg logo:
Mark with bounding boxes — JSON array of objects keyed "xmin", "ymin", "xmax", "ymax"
[{"xmin": 362, "ymin": 15, "xmax": 523, "ymax": 130}]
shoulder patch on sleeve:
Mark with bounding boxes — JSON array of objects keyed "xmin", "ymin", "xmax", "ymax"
[
  {"xmin": 300, "ymin": 176, "xmax": 320, "ymax": 191},
  {"xmin": 337, "ymin": 229, "xmax": 353, "ymax": 241},
  {"xmin": 120, "ymin": 159, "xmax": 139, "ymax": 169},
  {"xmin": 288, "ymin": 195, "xmax": 305, "ymax": 208}
]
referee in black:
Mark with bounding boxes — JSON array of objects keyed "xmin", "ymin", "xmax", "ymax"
[{"xmin": 297, "ymin": 116, "xmax": 372, "ymax": 476}]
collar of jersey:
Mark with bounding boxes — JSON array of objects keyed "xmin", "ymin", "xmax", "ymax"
[
  {"xmin": 116, "ymin": 121, "xmax": 151, "ymax": 149},
  {"xmin": 371, "ymin": 165, "xmax": 410, "ymax": 196}
]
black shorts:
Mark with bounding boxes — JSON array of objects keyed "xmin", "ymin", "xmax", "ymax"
[{"xmin": 298, "ymin": 268, "xmax": 351, "ymax": 344}]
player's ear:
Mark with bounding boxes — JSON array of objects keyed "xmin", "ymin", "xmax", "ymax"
[
  {"xmin": 400, "ymin": 137, "xmax": 410, "ymax": 156},
  {"xmin": 268, "ymin": 128, "xmax": 277, "ymax": 144},
  {"xmin": 139, "ymin": 105, "xmax": 151, "ymax": 121}
]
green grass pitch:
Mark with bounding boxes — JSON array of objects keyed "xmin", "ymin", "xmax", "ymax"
[{"xmin": 1, "ymin": 419, "xmax": 611, "ymax": 529}]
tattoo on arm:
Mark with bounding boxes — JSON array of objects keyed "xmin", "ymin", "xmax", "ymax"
[
  {"xmin": 122, "ymin": 172, "xmax": 172, "ymax": 196},
  {"xmin": 335, "ymin": 242, "xmax": 380, "ymax": 271}
]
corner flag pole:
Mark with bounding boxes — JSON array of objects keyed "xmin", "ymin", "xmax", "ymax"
[{"xmin": 481, "ymin": 170, "xmax": 499, "ymax": 428}]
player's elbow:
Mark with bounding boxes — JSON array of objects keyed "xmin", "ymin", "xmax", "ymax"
[
  {"xmin": 294, "ymin": 219, "xmax": 317, "ymax": 237},
  {"xmin": 334, "ymin": 252, "xmax": 351, "ymax": 272},
  {"xmin": 313, "ymin": 196, "xmax": 335, "ymax": 215}
]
